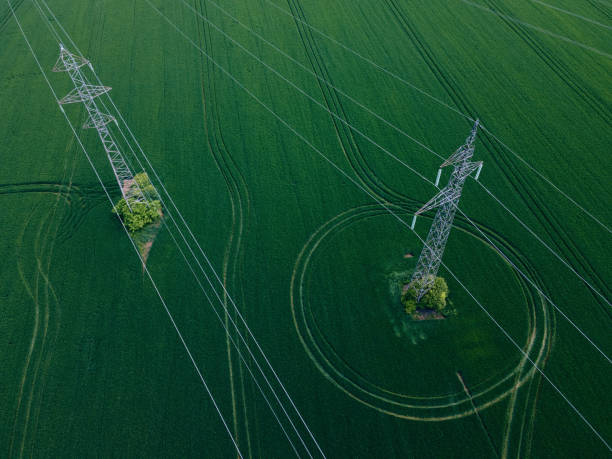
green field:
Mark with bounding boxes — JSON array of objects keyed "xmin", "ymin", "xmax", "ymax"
[{"xmin": 1, "ymin": 0, "xmax": 611, "ymax": 457}]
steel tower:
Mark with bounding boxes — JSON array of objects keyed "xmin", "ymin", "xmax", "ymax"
[
  {"xmin": 53, "ymin": 44, "xmax": 144, "ymax": 208},
  {"xmin": 409, "ymin": 121, "xmax": 483, "ymax": 302}
]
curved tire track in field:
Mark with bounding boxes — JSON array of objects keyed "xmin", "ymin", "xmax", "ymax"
[
  {"xmin": 0, "ymin": 181, "xmax": 107, "ymax": 245},
  {"xmin": 291, "ymin": 204, "xmax": 552, "ymax": 423},
  {"xmin": 285, "ymin": 0, "xmax": 417, "ymax": 210},
  {"xmin": 194, "ymin": 0, "xmax": 253, "ymax": 453},
  {"xmin": 8, "ymin": 205, "xmax": 41, "ymax": 458},
  {"xmin": 8, "ymin": 186, "xmax": 59, "ymax": 455},
  {"xmin": 350, "ymin": 0, "xmax": 563, "ymax": 436},
  {"xmin": 18, "ymin": 212, "xmax": 56, "ymax": 458},
  {"xmin": 500, "ymin": 244, "xmax": 556, "ymax": 458},
  {"xmin": 10, "ymin": 138, "xmax": 82, "ymax": 457},
  {"xmin": 500, "ymin": 267, "xmax": 537, "ymax": 458},
  {"xmin": 384, "ymin": 0, "xmax": 475, "ymax": 118},
  {"xmin": 23, "ymin": 141, "xmax": 82, "ymax": 456},
  {"xmin": 54, "ymin": 182, "xmax": 109, "ymax": 244},
  {"xmin": 500, "ymin": 246, "xmax": 543, "ymax": 457},
  {"xmin": 507, "ymin": 308, "xmax": 556, "ymax": 459},
  {"xmin": 285, "ymin": 0, "xmax": 586, "ymax": 327}
]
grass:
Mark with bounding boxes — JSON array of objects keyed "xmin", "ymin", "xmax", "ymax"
[{"xmin": 0, "ymin": 0, "xmax": 610, "ymax": 457}]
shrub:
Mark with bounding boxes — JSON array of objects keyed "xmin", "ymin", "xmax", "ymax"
[
  {"xmin": 112, "ymin": 173, "xmax": 162, "ymax": 234},
  {"xmin": 423, "ymin": 277, "xmax": 449, "ymax": 311},
  {"xmin": 402, "ymin": 276, "xmax": 449, "ymax": 313},
  {"xmin": 404, "ymin": 299, "xmax": 417, "ymax": 315}
]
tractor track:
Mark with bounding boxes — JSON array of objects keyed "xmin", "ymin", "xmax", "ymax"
[
  {"xmin": 9, "ymin": 130, "xmax": 79, "ymax": 457},
  {"xmin": 0, "ymin": 0, "xmax": 25, "ymax": 35},
  {"xmin": 194, "ymin": 0, "xmax": 252, "ymax": 454},
  {"xmin": 6, "ymin": 7, "xmax": 111, "ymax": 447},
  {"xmin": 285, "ymin": 0, "xmax": 417, "ymax": 209},
  {"xmin": 24, "ymin": 133, "xmax": 82, "ymax": 458},
  {"xmin": 290, "ymin": 204, "xmax": 552, "ymax": 424},
  {"xmin": 8, "ymin": 204, "xmax": 41, "ymax": 458},
  {"xmin": 481, "ymin": 0, "xmax": 611, "ymax": 126},
  {"xmin": 0, "ymin": 181, "xmax": 107, "ymax": 245},
  {"xmin": 500, "ymin": 241, "xmax": 556, "ymax": 459},
  {"xmin": 386, "ymin": 0, "xmax": 477, "ymax": 119},
  {"xmin": 587, "ymin": 0, "xmax": 612, "ymax": 20}
]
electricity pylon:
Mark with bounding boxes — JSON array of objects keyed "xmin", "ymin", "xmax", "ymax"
[
  {"xmin": 53, "ymin": 44, "xmax": 144, "ymax": 208},
  {"xmin": 408, "ymin": 120, "xmax": 483, "ymax": 302}
]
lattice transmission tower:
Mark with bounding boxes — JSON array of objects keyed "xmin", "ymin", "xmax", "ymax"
[
  {"xmin": 408, "ymin": 120, "xmax": 483, "ymax": 302},
  {"xmin": 53, "ymin": 44, "xmax": 144, "ymax": 209}
]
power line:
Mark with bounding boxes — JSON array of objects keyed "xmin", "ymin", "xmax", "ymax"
[
  {"xmin": 528, "ymin": 0, "xmax": 612, "ymax": 30},
  {"xmin": 143, "ymin": 1, "xmax": 611, "ymax": 450},
  {"xmin": 182, "ymin": 0, "xmax": 443, "ymax": 162},
  {"xmin": 459, "ymin": 0, "xmax": 612, "ymax": 58},
  {"xmin": 5, "ymin": 4, "xmax": 243, "ymax": 456},
  {"xmin": 478, "ymin": 126, "xmax": 612, "ymax": 235},
  {"xmin": 20, "ymin": 1, "xmax": 314, "ymax": 455}
]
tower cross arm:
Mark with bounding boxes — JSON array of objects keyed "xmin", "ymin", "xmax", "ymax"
[
  {"xmin": 455, "ymin": 160, "xmax": 483, "ymax": 182},
  {"xmin": 52, "ymin": 49, "xmax": 89, "ymax": 72},
  {"xmin": 415, "ymin": 187, "xmax": 460, "ymax": 216},
  {"xmin": 58, "ymin": 84, "xmax": 111, "ymax": 105}
]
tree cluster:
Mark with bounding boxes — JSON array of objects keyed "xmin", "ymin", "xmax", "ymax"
[
  {"xmin": 402, "ymin": 276, "xmax": 449, "ymax": 315},
  {"xmin": 112, "ymin": 173, "xmax": 162, "ymax": 234}
]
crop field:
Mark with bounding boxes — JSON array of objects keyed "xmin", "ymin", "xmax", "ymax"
[{"xmin": 1, "ymin": 0, "xmax": 610, "ymax": 457}]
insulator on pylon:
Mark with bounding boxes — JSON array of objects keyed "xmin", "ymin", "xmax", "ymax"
[{"xmin": 435, "ymin": 169, "xmax": 442, "ymax": 187}]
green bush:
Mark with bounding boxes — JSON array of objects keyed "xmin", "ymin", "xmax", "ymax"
[
  {"xmin": 112, "ymin": 173, "xmax": 162, "ymax": 233},
  {"xmin": 402, "ymin": 276, "xmax": 449, "ymax": 313},
  {"xmin": 423, "ymin": 277, "xmax": 449, "ymax": 311},
  {"xmin": 404, "ymin": 299, "xmax": 417, "ymax": 315}
]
